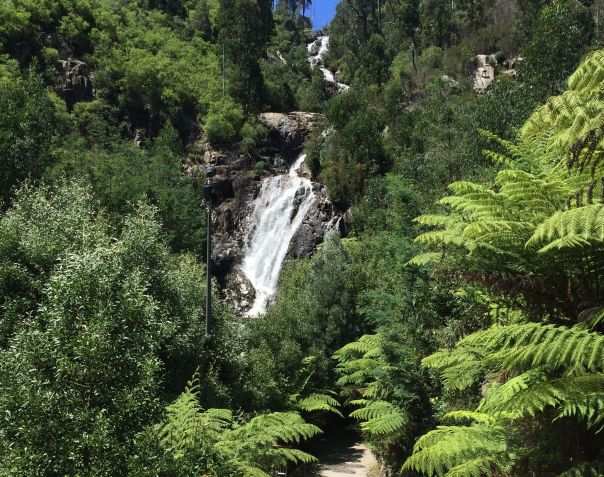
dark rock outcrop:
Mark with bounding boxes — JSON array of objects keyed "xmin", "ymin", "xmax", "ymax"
[
  {"xmin": 258, "ymin": 112, "xmax": 324, "ymax": 159},
  {"xmin": 288, "ymin": 184, "xmax": 342, "ymax": 258},
  {"xmin": 56, "ymin": 59, "xmax": 93, "ymax": 108}
]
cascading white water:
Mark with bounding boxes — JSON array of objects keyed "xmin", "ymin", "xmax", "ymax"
[
  {"xmin": 307, "ymin": 36, "xmax": 350, "ymax": 92},
  {"xmin": 307, "ymin": 35, "xmax": 330, "ymax": 67},
  {"xmin": 241, "ymin": 155, "xmax": 315, "ymax": 316}
]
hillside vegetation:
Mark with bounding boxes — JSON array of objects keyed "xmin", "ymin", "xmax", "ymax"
[{"xmin": 0, "ymin": 0, "xmax": 604, "ymax": 475}]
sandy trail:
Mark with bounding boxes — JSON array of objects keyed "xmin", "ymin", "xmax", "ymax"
[{"xmin": 309, "ymin": 432, "xmax": 378, "ymax": 477}]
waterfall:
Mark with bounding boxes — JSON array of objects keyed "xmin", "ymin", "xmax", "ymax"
[
  {"xmin": 241, "ymin": 155, "xmax": 315, "ymax": 316},
  {"xmin": 307, "ymin": 36, "xmax": 350, "ymax": 92}
]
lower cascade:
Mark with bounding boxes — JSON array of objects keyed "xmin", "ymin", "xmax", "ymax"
[{"xmin": 241, "ymin": 154, "xmax": 315, "ymax": 316}]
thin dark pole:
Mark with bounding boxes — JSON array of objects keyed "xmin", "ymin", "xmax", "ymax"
[
  {"xmin": 206, "ymin": 184, "xmax": 212, "ymax": 336},
  {"xmin": 222, "ymin": 43, "xmax": 226, "ymax": 97},
  {"xmin": 204, "ymin": 167, "xmax": 216, "ymax": 336}
]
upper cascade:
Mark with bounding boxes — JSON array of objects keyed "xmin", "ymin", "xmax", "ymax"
[{"xmin": 307, "ymin": 35, "xmax": 349, "ymax": 92}]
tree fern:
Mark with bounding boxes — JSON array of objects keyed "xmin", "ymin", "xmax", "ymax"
[
  {"xmin": 412, "ymin": 165, "xmax": 573, "ymax": 271},
  {"xmin": 334, "ymin": 335, "xmax": 408, "ymax": 438},
  {"xmin": 155, "ymin": 375, "xmax": 232, "ymax": 458},
  {"xmin": 155, "ymin": 375, "xmax": 321, "ymax": 475},
  {"xmin": 297, "ymin": 393, "xmax": 343, "ymax": 417},
  {"xmin": 220, "ymin": 412, "xmax": 322, "ymax": 470},
  {"xmin": 412, "ymin": 323, "xmax": 604, "ymax": 474},
  {"xmin": 402, "ymin": 424, "xmax": 512, "ymax": 477},
  {"xmin": 405, "ymin": 52, "xmax": 604, "ymax": 477},
  {"xmin": 459, "ymin": 323, "xmax": 604, "ymax": 372}
]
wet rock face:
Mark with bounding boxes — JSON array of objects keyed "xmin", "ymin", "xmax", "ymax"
[
  {"xmin": 223, "ymin": 270, "xmax": 256, "ymax": 315},
  {"xmin": 57, "ymin": 59, "xmax": 93, "ymax": 108},
  {"xmin": 288, "ymin": 184, "xmax": 342, "ymax": 258}
]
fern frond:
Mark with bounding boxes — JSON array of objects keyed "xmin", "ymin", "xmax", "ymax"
[
  {"xmin": 157, "ymin": 376, "xmax": 321, "ymax": 474},
  {"xmin": 527, "ymin": 204, "xmax": 604, "ymax": 252},
  {"xmin": 349, "ymin": 400, "xmax": 400, "ymax": 420},
  {"xmin": 156, "ymin": 376, "xmax": 211, "ymax": 456},
  {"xmin": 402, "ymin": 424, "xmax": 511, "ymax": 477},
  {"xmin": 297, "ymin": 393, "xmax": 343, "ymax": 417},
  {"xmin": 422, "ymin": 347, "xmax": 485, "ymax": 392},
  {"xmin": 270, "ymin": 447, "xmax": 318, "ymax": 465},
  {"xmin": 360, "ymin": 410, "xmax": 408, "ymax": 436},
  {"xmin": 557, "ymin": 461, "xmax": 604, "ymax": 477},
  {"xmin": 349, "ymin": 400, "xmax": 408, "ymax": 436},
  {"xmin": 414, "ymin": 229, "xmax": 471, "ymax": 248},
  {"xmin": 232, "ymin": 412, "xmax": 322, "ymax": 445},
  {"xmin": 333, "ymin": 334, "xmax": 380, "ymax": 360},
  {"xmin": 460, "ymin": 323, "xmax": 604, "ymax": 373},
  {"xmin": 406, "ymin": 252, "xmax": 445, "ymax": 266},
  {"xmin": 443, "ymin": 411, "xmax": 500, "ymax": 425},
  {"xmin": 478, "ymin": 370, "xmax": 561, "ymax": 417}
]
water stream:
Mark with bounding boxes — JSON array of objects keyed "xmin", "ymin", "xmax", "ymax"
[
  {"xmin": 240, "ymin": 35, "xmax": 347, "ymax": 316},
  {"xmin": 241, "ymin": 155, "xmax": 315, "ymax": 316},
  {"xmin": 307, "ymin": 36, "xmax": 350, "ymax": 92}
]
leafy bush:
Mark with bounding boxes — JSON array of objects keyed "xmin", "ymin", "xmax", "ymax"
[
  {"xmin": 240, "ymin": 119, "xmax": 268, "ymax": 152},
  {"xmin": 132, "ymin": 374, "xmax": 322, "ymax": 475},
  {"xmin": 520, "ymin": 0, "xmax": 594, "ymax": 100},
  {"xmin": 0, "ymin": 67, "xmax": 58, "ymax": 204},
  {"xmin": 204, "ymin": 97, "xmax": 245, "ymax": 144},
  {"xmin": 0, "ymin": 181, "xmax": 245, "ymax": 474}
]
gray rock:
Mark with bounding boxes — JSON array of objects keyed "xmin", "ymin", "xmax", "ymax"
[
  {"xmin": 288, "ymin": 184, "xmax": 341, "ymax": 258},
  {"xmin": 258, "ymin": 112, "xmax": 324, "ymax": 159},
  {"xmin": 441, "ymin": 74, "xmax": 461, "ymax": 90},
  {"xmin": 473, "ymin": 54, "xmax": 496, "ymax": 93}
]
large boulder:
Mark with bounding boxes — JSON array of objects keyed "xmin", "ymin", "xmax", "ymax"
[{"xmin": 473, "ymin": 55, "xmax": 496, "ymax": 93}]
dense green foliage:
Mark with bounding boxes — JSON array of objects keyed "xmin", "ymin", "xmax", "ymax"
[
  {"xmin": 299, "ymin": 0, "xmax": 604, "ymax": 475},
  {"xmin": 0, "ymin": 182, "xmax": 245, "ymax": 474},
  {"xmin": 305, "ymin": 2, "xmax": 604, "ymax": 473},
  {"xmin": 131, "ymin": 375, "xmax": 322, "ymax": 476},
  {"xmin": 1, "ymin": 0, "xmax": 604, "ymax": 475}
]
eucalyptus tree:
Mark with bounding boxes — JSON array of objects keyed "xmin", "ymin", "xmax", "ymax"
[{"xmin": 217, "ymin": 0, "xmax": 273, "ymax": 110}]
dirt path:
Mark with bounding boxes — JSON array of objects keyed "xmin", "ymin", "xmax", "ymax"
[{"xmin": 309, "ymin": 432, "xmax": 378, "ymax": 477}]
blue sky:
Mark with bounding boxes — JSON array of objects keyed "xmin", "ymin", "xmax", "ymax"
[{"xmin": 308, "ymin": 0, "xmax": 339, "ymax": 29}]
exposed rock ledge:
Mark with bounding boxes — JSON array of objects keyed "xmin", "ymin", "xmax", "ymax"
[{"xmin": 258, "ymin": 111, "xmax": 324, "ymax": 159}]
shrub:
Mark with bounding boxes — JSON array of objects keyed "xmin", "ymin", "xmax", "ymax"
[
  {"xmin": 203, "ymin": 97, "xmax": 244, "ymax": 144},
  {"xmin": 254, "ymin": 160, "xmax": 266, "ymax": 175},
  {"xmin": 240, "ymin": 120, "xmax": 267, "ymax": 152}
]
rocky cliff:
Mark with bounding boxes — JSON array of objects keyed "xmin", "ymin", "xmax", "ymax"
[{"xmin": 187, "ymin": 111, "xmax": 343, "ymax": 313}]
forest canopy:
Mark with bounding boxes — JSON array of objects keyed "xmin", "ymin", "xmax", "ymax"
[{"xmin": 0, "ymin": 0, "xmax": 603, "ymax": 475}]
